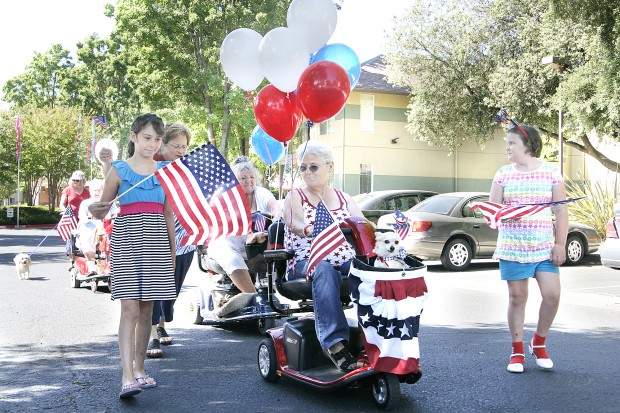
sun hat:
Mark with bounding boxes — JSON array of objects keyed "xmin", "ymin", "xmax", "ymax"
[{"xmin": 71, "ymin": 171, "xmax": 85, "ymax": 181}]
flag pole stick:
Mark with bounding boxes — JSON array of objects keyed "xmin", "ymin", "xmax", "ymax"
[{"xmin": 109, "ymin": 173, "xmax": 156, "ymax": 204}]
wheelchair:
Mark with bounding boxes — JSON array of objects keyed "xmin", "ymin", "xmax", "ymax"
[{"xmin": 69, "ymin": 218, "xmax": 113, "ymax": 292}]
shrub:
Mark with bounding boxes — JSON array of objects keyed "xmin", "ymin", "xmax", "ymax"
[
  {"xmin": 565, "ymin": 172, "xmax": 619, "ymax": 241},
  {"xmin": 0, "ymin": 206, "xmax": 61, "ymax": 226}
]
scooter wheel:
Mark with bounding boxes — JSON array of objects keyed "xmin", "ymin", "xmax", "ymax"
[
  {"xmin": 91, "ymin": 280, "xmax": 98, "ymax": 293},
  {"xmin": 70, "ymin": 266, "xmax": 80, "ymax": 289},
  {"xmin": 257, "ymin": 318, "xmax": 276, "ymax": 335},
  {"xmin": 371, "ymin": 373, "xmax": 401, "ymax": 410},
  {"xmin": 258, "ymin": 338, "xmax": 280, "ymax": 382}
]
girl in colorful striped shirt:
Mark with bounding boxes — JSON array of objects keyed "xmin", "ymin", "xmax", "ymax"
[{"xmin": 489, "ymin": 125, "xmax": 568, "ymax": 374}]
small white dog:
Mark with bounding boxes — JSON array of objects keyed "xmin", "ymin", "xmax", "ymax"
[
  {"xmin": 373, "ymin": 231, "xmax": 407, "ymax": 269},
  {"xmin": 13, "ymin": 253, "xmax": 32, "ymax": 280}
]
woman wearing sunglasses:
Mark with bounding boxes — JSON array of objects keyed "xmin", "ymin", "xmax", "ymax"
[{"xmin": 282, "ymin": 140, "xmax": 365, "ymax": 372}]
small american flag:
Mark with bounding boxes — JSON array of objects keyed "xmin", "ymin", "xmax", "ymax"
[
  {"xmin": 392, "ymin": 208, "xmax": 410, "ymax": 240},
  {"xmin": 471, "ymin": 198, "xmax": 583, "ymax": 229},
  {"xmin": 57, "ymin": 206, "xmax": 77, "ymax": 242},
  {"xmin": 155, "ymin": 143, "xmax": 251, "ymax": 246},
  {"xmin": 252, "ymin": 212, "xmax": 267, "ymax": 232},
  {"xmin": 92, "ymin": 115, "xmax": 108, "ymax": 129},
  {"xmin": 306, "ymin": 200, "xmax": 347, "ymax": 280}
]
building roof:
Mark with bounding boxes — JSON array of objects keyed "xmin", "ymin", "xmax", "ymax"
[{"xmin": 354, "ymin": 55, "xmax": 410, "ymax": 95}]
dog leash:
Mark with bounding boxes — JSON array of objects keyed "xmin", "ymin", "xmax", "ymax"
[{"xmin": 27, "ymin": 223, "xmax": 60, "ymax": 257}]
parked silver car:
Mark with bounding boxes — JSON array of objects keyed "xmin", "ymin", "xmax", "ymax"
[
  {"xmin": 377, "ymin": 192, "xmax": 602, "ymax": 271},
  {"xmin": 599, "ymin": 203, "xmax": 620, "ymax": 270},
  {"xmin": 353, "ymin": 189, "xmax": 438, "ymax": 223}
]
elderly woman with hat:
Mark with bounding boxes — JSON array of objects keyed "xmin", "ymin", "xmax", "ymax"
[{"xmin": 60, "ymin": 170, "xmax": 91, "ymax": 217}]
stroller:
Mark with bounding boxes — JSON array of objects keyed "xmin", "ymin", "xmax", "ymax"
[
  {"xmin": 256, "ymin": 217, "xmax": 428, "ymax": 410},
  {"xmin": 69, "ymin": 218, "xmax": 113, "ymax": 292},
  {"xmin": 192, "ymin": 214, "xmax": 287, "ymax": 334}
]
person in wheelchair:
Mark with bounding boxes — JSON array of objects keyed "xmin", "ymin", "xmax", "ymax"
[
  {"xmin": 205, "ymin": 156, "xmax": 280, "ymax": 316},
  {"xmin": 282, "ymin": 140, "xmax": 366, "ymax": 372},
  {"xmin": 76, "ymin": 179, "xmax": 117, "ymax": 274}
]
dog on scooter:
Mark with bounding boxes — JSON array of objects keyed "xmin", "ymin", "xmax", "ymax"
[
  {"xmin": 373, "ymin": 231, "xmax": 407, "ymax": 269},
  {"xmin": 13, "ymin": 253, "xmax": 32, "ymax": 280}
]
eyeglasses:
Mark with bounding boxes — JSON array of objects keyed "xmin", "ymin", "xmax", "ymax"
[
  {"xmin": 299, "ymin": 162, "xmax": 329, "ymax": 173},
  {"xmin": 166, "ymin": 143, "xmax": 188, "ymax": 150},
  {"xmin": 72, "ymin": 179, "xmax": 82, "ymax": 182}
]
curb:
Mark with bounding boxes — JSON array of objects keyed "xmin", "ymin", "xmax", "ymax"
[{"xmin": 0, "ymin": 224, "xmax": 57, "ymax": 229}]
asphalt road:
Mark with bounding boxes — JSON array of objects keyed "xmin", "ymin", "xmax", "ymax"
[{"xmin": 1, "ymin": 228, "xmax": 619, "ymax": 412}]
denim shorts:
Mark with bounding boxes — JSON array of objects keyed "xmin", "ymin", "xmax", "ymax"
[{"xmin": 499, "ymin": 259, "xmax": 560, "ymax": 281}]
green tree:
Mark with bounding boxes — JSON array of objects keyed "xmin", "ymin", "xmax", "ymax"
[
  {"xmin": 0, "ymin": 111, "xmax": 20, "ymax": 200},
  {"xmin": 385, "ymin": 0, "xmax": 620, "ymax": 171},
  {"xmin": 2, "ymin": 44, "xmax": 75, "ymax": 109}
]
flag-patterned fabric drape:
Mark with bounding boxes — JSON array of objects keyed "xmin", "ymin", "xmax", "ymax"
[
  {"xmin": 154, "ymin": 143, "xmax": 251, "ymax": 246},
  {"xmin": 349, "ymin": 258, "xmax": 427, "ymax": 375},
  {"xmin": 57, "ymin": 206, "xmax": 77, "ymax": 242}
]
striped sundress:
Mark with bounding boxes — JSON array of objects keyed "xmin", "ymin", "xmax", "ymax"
[{"xmin": 109, "ymin": 160, "xmax": 176, "ymax": 301}]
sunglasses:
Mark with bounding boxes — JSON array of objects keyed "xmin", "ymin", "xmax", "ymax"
[
  {"xmin": 72, "ymin": 179, "xmax": 82, "ymax": 182},
  {"xmin": 166, "ymin": 143, "xmax": 188, "ymax": 150},
  {"xmin": 299, "ymin": 162, "xmax": 329, "ymax": 173}
]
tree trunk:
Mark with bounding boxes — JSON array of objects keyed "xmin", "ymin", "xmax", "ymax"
[{"xmin": 539, "ymin": 128, "xmax": 620, "ymax": 172}]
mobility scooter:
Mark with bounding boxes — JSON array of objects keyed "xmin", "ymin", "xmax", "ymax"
[
  {"xmin": 256, "ymin": 217, "xmax": 427, "ymax": 410},
  {"xmin": 191, "ymin": 214, "xmax": 287, "ymax": 334},
  {"xmin": 69, "ymin": 219, "xmax": 113, "ymax": 292}
]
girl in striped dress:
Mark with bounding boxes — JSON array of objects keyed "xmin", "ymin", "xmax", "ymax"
[
  {"xmin": 89, "ymin": 113, "xmax": 176, "ymax": 399},
  {"xmin": 489, "ymin": 125, "xmax": 568, "ymax": 374}
]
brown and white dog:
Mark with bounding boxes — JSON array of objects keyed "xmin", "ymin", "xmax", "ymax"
[
  {"xmin": 13, "ymin": 253, "xmax": 32, "ymax": 280},
  {"xmin": 373, "ymin": 231, "xmax": 407, "ymax": 269}
]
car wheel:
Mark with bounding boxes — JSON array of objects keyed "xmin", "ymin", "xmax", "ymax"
[
  {"xmin": 565, "ymin": 235, "xmax": 585, "ymax": 265},
  {"xmin": 440, "ymin": 238, "xmax": 472, "ymax": 271}
]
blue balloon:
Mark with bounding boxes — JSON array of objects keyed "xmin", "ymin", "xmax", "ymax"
[
  {"xmin": 311, "ymin": 43, "xmax": 361, "ymax": 89},
  {"xmin": 251, "ymin": 125, "xmax": 285, "ymax": 165}
]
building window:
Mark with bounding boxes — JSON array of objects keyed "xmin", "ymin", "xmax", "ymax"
[
  {"xmin": 320, "ymin": 117, "xmax": 335, "ymax": 135},
  {"xmin": 360, "ymin": 164, "xmax": 373, "ymax": 193},
  {"xmin": 360, "ymin": 94, "xmax": 374, "ymax": 132}
]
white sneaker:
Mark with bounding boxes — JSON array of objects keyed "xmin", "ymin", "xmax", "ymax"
[{"xmin": 529, "ymin": 339, "xmax": 554, "ymax": 369}]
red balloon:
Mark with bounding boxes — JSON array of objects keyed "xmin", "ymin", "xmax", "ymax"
[
  {"xmin": 297, "ymin": 61, "xmax": 351, "ymax": 123},
  {"xmin": 253, "ymin": 84, "xmax": 303, "ymax": 143}
]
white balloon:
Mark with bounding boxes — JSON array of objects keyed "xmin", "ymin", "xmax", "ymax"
[
  {"xmin": 287, "ymin": 0, "xmax": 338, "ymax": 54},
  {"xmin": 259, "ymin": 27, "xmax": 309, "ymax": 93},
  {"xmin": 95, "ymin": 138, "xmax": 118, "ymax": 163},
  {"xmin": 220, "ymin": 28, "xmax": 264, "ymax": 91}
]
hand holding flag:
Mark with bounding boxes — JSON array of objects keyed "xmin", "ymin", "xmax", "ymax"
[{"xmin": 305, "ymin": 200, "xmax": 347, "ymax": 280}]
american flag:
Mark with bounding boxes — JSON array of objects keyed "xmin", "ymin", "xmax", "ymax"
[
  {"xmin": 349, "ymin": 258, "xmax": 427, "ymax": 375},
  {"xmin": 92, "ymin": 115, "xmax": 108, "ymax": 129},
  {"xmin": 392, "ymin": 208, "xmax": 410, "ymax": 240},
  {"xmin": 15, "ymin": 111, "xmax": 21, "ymax": 161},
  {"xmin": 471, "ymin": 198, "xmax": 583, "ymax": 229},
  {"xmin": 57, "ymin": 206, "xmax": 77, "ymax": 242},
  {"xmin": 155, "ymin": 143, "xmax": 251, "ymax": 246},
  {"xmin": 252, "ymin": 212, "xmax": 267, "ymax": 232},
  {"xmin": 306, "ymin": 201, "xmax": 347, "ymax": 280}
]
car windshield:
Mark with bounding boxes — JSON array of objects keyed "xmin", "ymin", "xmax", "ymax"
[
  {"xmin": 352, "ymin": 193, "xmax": 373, "ymax": 206},
  {"xmin": 410, "ymin": 196, "xmax": 461, "ymax": 215}
]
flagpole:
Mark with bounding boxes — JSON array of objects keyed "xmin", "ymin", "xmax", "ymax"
[
  {"xmin": 91, "ymin": 117, "xmax": 95, "ymax": 181},
  {"xmin": 16, "ymin": 152, "xmax": 21, "ymax": 228}
]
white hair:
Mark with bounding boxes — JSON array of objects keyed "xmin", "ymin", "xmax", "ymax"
[{"xmin": 296, "ymin": 140, "xmax": 333, "ymax": 163}]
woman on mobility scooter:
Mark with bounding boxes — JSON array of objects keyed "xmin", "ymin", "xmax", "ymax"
[
  {"xmin": 202, "ymin": 156, "xmax": 280, "ymax": 317},
  {"xmin": 258, "ymin": 141, "xmax": 427, "ymax": 410},
  {"xmin": 282, "ymin": 140, "xmax": 365, "ymax": 372}
]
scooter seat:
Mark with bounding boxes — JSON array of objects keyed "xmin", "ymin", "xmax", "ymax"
[{"xmin": 277, "ymin": 277, "xmax": 350, "ymax": 303}]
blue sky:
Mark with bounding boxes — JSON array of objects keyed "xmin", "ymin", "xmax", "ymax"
[{"xmin": 0, "ymin": 0, "xmax": 409, "ymax": 108}]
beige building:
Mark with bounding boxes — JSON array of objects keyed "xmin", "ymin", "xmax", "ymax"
[{"xmin": 310, "ymin": 56, "xmax": 587, "ymax": 196}]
